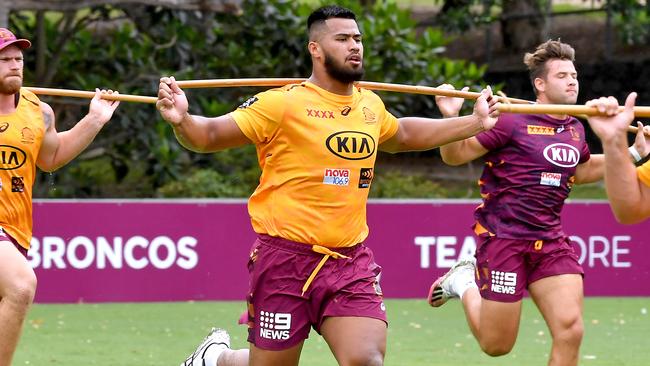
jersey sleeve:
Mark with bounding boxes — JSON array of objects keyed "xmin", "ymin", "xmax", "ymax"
[
  {"xmin": 578, "ymin": 139, "xmax": 591, "ymax": 163},
  {"xmin": 475, "ymin": 113, "xmax": 515, "ymax": 150},
  {"xmin": 378, "ymin": 108, "xmax": 399, "ymax": 144},
  {"xmin": 229, "ymin": 89, "xmax": 286, "ymax": 144},
  {"xmin": 637, "ymin": 160, "xmax": 650, "ymax": 187}
]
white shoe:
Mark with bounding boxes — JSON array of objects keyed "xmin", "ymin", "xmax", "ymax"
[
  {"xmin": 181, "ymin": 328, "xmax": 231, "ymax": 366},
  {"xmin": 427, "ymin": 260, "xmax": 476, "ymax": 307}
]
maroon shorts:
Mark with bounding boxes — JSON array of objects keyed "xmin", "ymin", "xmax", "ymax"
[
  {"xmin": 246, "ymin": 234, "xmax": 387, "ymax": 350},
  {"xmin": 475, "ymin": 235, "xmax": 583, "ymax": 302},
  {"xmin": 0, "ymin": 229, "xmax": 28, "ymax": 257}
]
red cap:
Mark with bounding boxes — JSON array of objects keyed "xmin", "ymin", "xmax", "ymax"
[{"xmin": 0, "ymin": 28, "xmax": 31, "ymax": 51}]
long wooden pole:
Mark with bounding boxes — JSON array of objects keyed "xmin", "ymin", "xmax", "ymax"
[
  {"xmin": 358, "ymin": 81, "xmax": 534, "ymax": 104},
  {"xmin": 628, "ymin": 125, "xmax": 644, "ymax": 135},
  {"xmin": 25, "ymin": 82, "xmax": 649, "ymax": 136},
  {"xmin": 174, "ymin": 78, "xmax": 534, "ymax": 104},
  {"xmin": 175, "ymin": 78, "xmax": 305, "ymax": 89},
  {"xmin": 174, "ymin": 78, "xmax": 649, "ymax": 136},
  {"xmin": 499, "ymin": 104, "xmax": 650, "ymax": 137},
  {"xmin": 498, "ymin": 103, "xmax": 650, "ymax": 118},
  {"xmin": 26, "ymin": 87, "xmax": 157, "ymax": 104}
]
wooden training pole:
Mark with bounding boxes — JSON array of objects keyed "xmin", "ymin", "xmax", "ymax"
[
  {"xmin": 25, "ymin": 81, "xmax": 649, "ymax": 136},
  {"xmin": 628, "ymin": 125, "xmax": 645, "ymax": 135},
  {"xmin": 498, "ymin": 103, "xmax": 650, "ymax": 118},
  {"xmin": 499, "ymin": 104, "xmax": 650, "ymax": 137},
  {"xmin": 26, "ymin": 87, "xmax": 157, "ymax": 104},
  {"xmin": 175, "ymin": 78, "xmax": 306, "ymax": 89},
  {"xmin": 174, "ymin": 78, "xmax": 534, "ymax": 104},
  {"xmin": 175, "ymin": 77, "xmax": 649, "ymax": 136}
]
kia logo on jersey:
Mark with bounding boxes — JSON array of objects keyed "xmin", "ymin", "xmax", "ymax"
[
  {"xmin": 325, "ymin": 131, "xmax": 376, "ymax": 160},
  {"xmin": 0, "ymin": 145, "xmax": 27, "ymax": 170},
  {"xmin": 543, "ymin": 143, "xmax": 580, "ymax": 168}
]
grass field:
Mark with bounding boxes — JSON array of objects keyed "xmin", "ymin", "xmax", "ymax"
[{"xmin": 15, "ymin": 298, "xmax": 649, "ymax": 365}]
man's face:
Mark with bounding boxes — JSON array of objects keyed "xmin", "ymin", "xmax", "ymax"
[
  {"xmin": 536, "ymin": 59, "xmax": 579, "ymax": 104},
  {"xmin": 317, "ymin": 18, "xmax": 364, "ymax": 83},
  {"xmin": 0, "ymin": 45, "xmax": 23, "ymax": 95}
]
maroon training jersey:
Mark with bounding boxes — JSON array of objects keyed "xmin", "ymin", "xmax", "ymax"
[{"xmin": 474, "ymin": 113, "xmax": 590, "ymax": 240}]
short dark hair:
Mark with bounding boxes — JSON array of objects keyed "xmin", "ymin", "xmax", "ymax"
[
  {"xmin": 307, "ymin": 5, "xmax": 357, "ymax": 35},
  {"xmin": 523, "ymin": 40, "xmax": 575, "ymax": 94}
]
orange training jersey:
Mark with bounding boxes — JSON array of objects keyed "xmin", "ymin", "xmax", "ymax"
[
  {"xmin": 637, "ymin": 160, "xmax": 650, "ymax": 187},
  {"xmin": 0, "ymin": 88, "xmax": 45, "ymax": 249},
  {"xmin": 230, "ymin": 82, "xmax": 399, "ymax": 248}
]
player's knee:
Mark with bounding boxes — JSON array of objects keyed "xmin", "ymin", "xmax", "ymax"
[
  {"xmin": 357, "ymin": 354, "xmax": 383, "ymax": 366},
  {"xmin": 555, "ymin": 315, "xmax": 584, "ymax": 345},
  {"xmin": 364, "ymin": 352, "xmax": 384, "ymax": 366},
  {"xmin": 343, "ymin": 349, "xmax": 384, "ymax": 366},
  {"xmin": 5, "ymin": 272, "xmax": 37, "ymax": 308},
  {"xmin": 478, "ymin": 330, "xmax": 516, "ymax": 357},
  {"xmin": 479, "ymin": 340, "xmax": 515, "ymax": 357}
]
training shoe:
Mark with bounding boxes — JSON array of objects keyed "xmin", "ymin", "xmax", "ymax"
[
  {"xmin": 427, "ymin": 260, "xmax": 475, "ymax": 307},
  {"xmin": 181, "ymin": 327, "xmax": 231, "ymax": 366}
]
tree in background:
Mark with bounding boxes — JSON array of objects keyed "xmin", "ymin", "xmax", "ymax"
[
  {"xmin": 432, "ymin": 0, "xmax": 649, "ymax": 51},
  {"xmin": 10, "ymin": 0, "xmax": 487, "ymax": 198}
]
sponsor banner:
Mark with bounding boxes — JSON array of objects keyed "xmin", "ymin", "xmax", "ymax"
[
  {"xmin": 31, "ymin": 201, "xmax": 254, "ymax": 303},
  {"xmin": 29, "ymin": 200, "xmax": 649, "ymax": 303}
]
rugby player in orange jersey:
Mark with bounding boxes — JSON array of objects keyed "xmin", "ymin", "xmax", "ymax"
[
  {"xmin": 586, "ymin": 93, "xmax": 650, "ymax": 223},
  {"xmin": 157, "ymin": 5, "xmax": 499, "ymax": 366},
  {"xmin": 0, "ymin": 29, "xmax": 120, "ymax": 366},
  {"xmin": 428, "ymin": 40, "xmax": 649, "ymax": 366}
]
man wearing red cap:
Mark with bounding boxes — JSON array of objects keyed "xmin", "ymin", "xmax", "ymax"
[{"xmin": 0, "ymin": 28, "xmax": 121, "ymax": 366}]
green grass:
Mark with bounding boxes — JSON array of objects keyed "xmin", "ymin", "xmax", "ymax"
[{"xmin": 15, "ymin": 298, "xmax": 650, "ymax": 365}]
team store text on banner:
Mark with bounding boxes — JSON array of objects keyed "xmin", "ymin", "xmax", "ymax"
[{"xmin": 413, "ymin": 234, "xmax": 633, "ymax": 269}]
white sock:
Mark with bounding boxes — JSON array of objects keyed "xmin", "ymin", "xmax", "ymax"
[
  {"xmin": 204, "ymin": 344, "xmax": 227, "ymax": 366},
  {"xmin": 452, "ymin": 271, "xmax": 478, "ymax": 299}
]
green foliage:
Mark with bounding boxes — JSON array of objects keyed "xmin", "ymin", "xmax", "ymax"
[
  {"xmin": 157, "ymin": 168, "xmax": 256, "ymax": 198},
  {"xmin": 609, "ymin": 0, "xmax": 650, "ymax": 45},
  {"xmin": 157, "ymin": 146, "xmax": 261, "ymax": 198},
  {"xmin": 11, "ymin": 0, "xmax": 488, "ymax": 199},
  {"xmin": 430, "ymin": 0, "xmax": 498, "ymax": 33},
  {"xmin": 41, "ymin": 157, "xmax": 159, "ymax": 198},
  {"xmin": 433, "ymin": 0, "xmax": 650, "ymax": 46},
  {"xmin": 370, "ymin": 170, "xmax": 449, "ymax": 198}
]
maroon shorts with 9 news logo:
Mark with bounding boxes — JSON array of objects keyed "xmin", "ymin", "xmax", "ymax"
[
  {"xmin": 245, "ymin": 234, "xmax": 387, "ymax": 350},
  {"xmin": 475, "ymin": 234, "xmax": 583, "ymax": 302}
]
